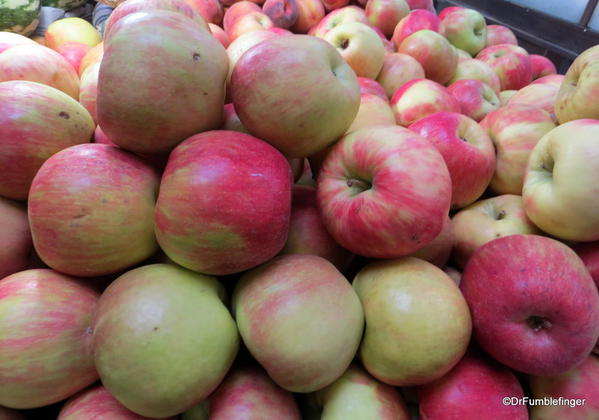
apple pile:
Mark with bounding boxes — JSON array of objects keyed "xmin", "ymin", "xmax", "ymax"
[{"xmin": 2, "ymin": 0, "xmax": 599, "ymax": 418}]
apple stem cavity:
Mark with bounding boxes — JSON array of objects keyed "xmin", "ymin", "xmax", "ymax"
[
  {"xmin": 346, "ymin": 177, "xmax": 371, "ymax": 193},
  {"xmin": 527, "ymin": 315, "xmax": 552, "ymax": 332}
]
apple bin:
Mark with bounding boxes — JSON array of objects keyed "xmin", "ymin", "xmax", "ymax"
[{"xmin": 2, "ymin": 0, "xmax": 599, "ymax": 418}]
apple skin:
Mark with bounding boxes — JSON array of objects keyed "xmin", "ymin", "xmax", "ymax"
[
  {"xmin": 461, "ymin": 234, "xmax": 599, "ymax": 376},
  {"xmin": 79, "ymin": 41, "xmax": 103, "ymax": 77},
  {"xmin": 155, "ymin": 130, "xmax": 292, "ymax": 275},
  {"xmin": 0, "ymin": 269, "xmax": 99, "ymax": 409},
  {"xmin": 480, "ymin": 103, "xmax": 556, "ymax": 195},
  {"xmin": 485, "ymin": 24, "xmax": 518, "ymax": 47},
  {"xmin": 183, "ymin": 0, "xmax": 223, "ymax": 24},
  {"xmin": 376, "ymin": 52, "xmax": 425, "ymax": 98},
  {"xmin": 231, "ymin": 35, "xmax": 360, "ymax": 158},
  {"xmin": 323, "ymin": 22, "xmax": 385, "ymax": 79},
  {"xmin": 391, "ymin": 9, "xmax": 440, "ymax": 47},
  {"xmin": 0, "ymin": 32, "xmax": 36, "ymax": 54},
  {"xmin": 227, "ymin": 11, "xmax": 274, "ymax": 41},
  {"xmin": 439, "ymin": 8, "xmax": 487, "ymax": 56},
  {"xmin": 555, "ymin": 45, "xmax": 599, "ymax": 123},
  {"xmin": 310, "ymin": 5, "xmax": 368, "ymax": 38},
  {"xmin": 209, "ymin": 23, "xmax": 231, "ymax": 47},
  {"xmin": 499, "ymin": 89, "xmax": 517, "ymax": 104},
  {"xmin": 409, "ymin": 111, "xmax": 496, "ymax": 209},
  {"xmin": 353, "ymin": 257, "xmax": 472, "ymax": 386},
  {"xmin": 405, "ymin": 0, "xmax": 434, "ymax": 12},
  {"xmin": 476, "ymin": 43, "xmax": 532, "ymax": 90},
  {"xmin": 532, "ymin": 73, "xmax": 564, "ymax": 87},
  {"xmin": 391, "ymin": 78, "xmax": 460, "ymax": 127},
  {"xmin": 447, "ymin": 79, "xmax": 500, "ymax": 122},
  {"xmin": 262, "ymin": 0, "xmax": 299, "ymax": 28},
  {"xmin": 45, "ymin": 17, "xmax": 102, "ymax": 50},
  {"xmin": 530, "ymin": 54, "xmax": 557, "ymax": 80},
  {"xmin": 365, "ymin": 0, "xmax": 409, "ymax": 37},
  {"xmin": 507, "ymin": 82, "xmax": 559, "ymax": 122},
  {"xmin": 290, "ymin": 0, "xmax": 325, "ymax": 33},
  {"xmin": 418, "ymin": 352, "xmax": 529, "ymax": 420},
  {"xmin": 358, "ymin": 77, "xmax": 388, "ymax": 101},
  {"xmin": 346, "ymin": 93, "xmax": 396, "ymax": 133},
  {"xmin": 225, "ymin": 29, "xmax": 279, "ymax": 88},
  {"xmin": 397, "ymin": 29, "xmax": 459, "ymax": 84},
  {"xmin": 221, "ymin": 103, "xmax": 249, "ymax": 133},
  {"xmin": 443, "ymin": 266, "xmax": 461, "ymax": 286},
  {"xmin": 448, "ymin": 58, "xmax": 501, "ymax": 94},
  {"xmin": 280, "ymin": 185, "xmax": 354, "ymax": 271},
  {"xmin": 317, "ymin": 125, "xmax": 451, "ymax": 258},
  {"xmin": 407, "ymin": 216, "xmax": 454, "ymax": 267},
  {"xmin": 455, "ymin": 48, "xmax": 472, "ymax": 61},
  {"xmin": 55, "ymin": 42, "xmax": 92, "ymax": 73},
  {"xmin": 232, "ymin": 254, "xmax": 364, "ymax": 393},
  {"xmin": 314, "ymin": 364, "xmax": 410, "ymax": 420},
  {"xmin": 523, "ymin": 119, "xmax": 599, "ymax": 241},
  {"xmin": 0, "ymin": 198, "xmax": 32, "ymax": 279},
  {"xmin": 28, "ymin": 144, "xmax": 159, "ymax": 277},
  {"xmin": 451, "ymin": 194, "xmax": 541, "ymax": 268},
  {"xmin": 223, "ymin": 1, "xmax": 261, "ymax": 33},
  {"xmin": 529, "ymin": 354, "xmax": 599, "ymax": 419},
  {"xmin": 79, "ymin": 61, "xmax": 99, "ymax": 124}
]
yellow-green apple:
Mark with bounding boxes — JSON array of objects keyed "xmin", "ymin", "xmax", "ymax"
[
  {"xmin": 409, "ymin": 111, "xmax": 495, "ymax": 208},
  {"xmin": 55, "ymin": 42, "xmax": 91, "ymax": 73},
  {"xmin": 365, "ymin": 0, "xmax": 409, "ymax": 38},
  {"xmin": 476, "ymin": 44, "xmax": 532, "ymax": 90},
  {"xmin": 443, "ymin": 266, "xmax": 461, "ymax": 285},
  {"xmin": 530, "ymin": 54, "xmax": 557, "ymax": 80},
  {"xmin": 223, "ymin": 1, "xmax": 261, "ymax": 32},
  {"xmin": 45, "ymin": 17, "xmax": 101, "ymax": 50},
  {"xmin": 231, "ymin": 35, "xmax": 360, "ymax": 157},
  {"xmin": 405, "ymin": 0, "xmax": 434, "ymax": 12},
  {"xmin": 221, "ymin": 103, "xmax": 249, "ymax": 133},
  {"xmin": 507, "ymin": 82, "xmax": 559, "ymax": 122},
  {"xmin": 461, "ymin": 234, "xmax": 599, "ymax": 375},
  {"xmin": 451, "ymin": 194, "xmax": 541, "ymax": 268},
  {"xmin": 323, "ymin": 22, "xmax": 385, "ymax": 78},
  {"xmin": 281, "ymin": 185, "xmax": 354, "ymax": 270},
  {"xmin": 439, "ymin": 8, "xmax": 487, "ymax": 56},
  {"xmin": 0, "ymin": 269, "xmax": 99, "ymax": 409},
  {"xmin": 529, "ymin": 354, "xmax": 599, "ymax": 419},
  {"xmin": 0, "ymin": 81, "xmax": 94, "ymax": 201},
  {"xmin": 233, "ymin": 254, "xmax": 364, "ymax": 392},
  {"xmin": 531, "ymin": 73, "xmax": 564, "ymax": 87},
  {"xmin": 376, "ymin": 52, "xmax": 424, "ymax": 98},
  {"xmin": 309, "ymin": 6, "xmax": 368, "ymax": 38},
  {"xmin": 0, "ymin": 32, "xmax": 36, "ymax": 54},
  {"xmin": 555, "ymin": 45, "xmax": 599, "ymax": 123},
  {"xmin": 209, "ymin": 23, "xmax": 230, "ymax": 47},
  {"xmin": 78, "ymin": 42, "xmax": 103, "ymax": 77},
  {"xmin": 227, "ymin": 12, "xmax": 274, "ymax": 41},
  {"xmin": 58, "ymin": 386, "xmax": 176, "ymax": 420},
  {"xmin": 290, "ymin": 0, "xmax": 325, "ymax": 33},
  {"xmin": 155, "ymin": 130, "xmax": 292, "ymax": 275},
  {"xmin": 391, "ymin": 9, "xmax": 440, "ymax": 47},
  {"xmin": 98, "ymin": 11, "xmax": 228, "ymax": 154},
  {"xmin": 418, "ymin": 352, "xmax": 529, "ymax": 420},
  {"xmin": 194, "ymin": 366, "xmax": 301, "ymax": 419},
  {"xmin": 322, "ymin": 0, "xmax": 349, "ymax": 11},
  {"xmin": 317, "ymin": 125, "xmax": 451, "ymax": 257},
  {"xmin": 28, "ymin": 144, "xmax": 159, "ymax": 277},
  {"xmin": 455, "ymin": 48, "xmax": 471, "ymax": 61},
  {"xmin": 313, "ymin": 364, "xmax": 410, "ymax": 419},
  {"xmin": 354, "ymin": 258, "xmax": 471, "ymax": 386},
  {"xmin": 262, "ymin": 0, "xmax": 299, "ymax": 28},
  {"xmin": 499, "ymin": 89, "xmax": 517, "ymax": 104},
  {"xmin": 183, "ymin": 0, "xmax": 223, "ymax": 24},
  {"xmin": 448, "ymin": 58, "xmax": 501, "ymax": 94},
  {"xmin": 480, "ymin": 103, "xmax": 555, "ymax": 194},
  {"xmin": 391, "ymin": 78, "xmax": 460, "ymax": 126},
  {"xmin": 447, "ymin": 79, "xmax": 500, "ymax": 121},
  {"xmin": 0, "ymin": 198, "xmax": 31, "ymax": 279},
  {"xmin": 523, "ymin": 119, "xmax": 599, "ymax": 241},
  {"xmin": 358, "ymin": 77, "xmax": 388, "ymax": 100},
  {"xmin": 93, "ymin": 264, "xmax": 239, "ymax": 418},
  {"xmin": 397, "ymin": 29, "xmax": 458, "ymax": 84},
  {"xmin": 79, "ymin": 62, "xmax": 99, "ymax": 123},
  {"xmin": 0, "ymin": 44, "xmax": 80, "ymax": 99},
  {"xmin": 346, "ymin": 93, "xmax": 396, "ymax": 133},
  {"xmin": 485, "ymin": 24, "xmax": 518, "ymax": 47},
  {"xmin": 408, "ymin": 216, "xmax": 454, "ymax": 267}
]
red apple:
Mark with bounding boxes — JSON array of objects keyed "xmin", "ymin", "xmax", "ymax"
[
  {"xmin": 476, "ymin": 43, "xmax": 532, "ymax": 90},
  {"xmin": 317, "ymin": 124, "xmax": 451, "ymax": 258},
  {"xmin": 262, "ymin": 0, "xmax": 299, "ymax": 28},
  {"xmin": 391, "ymin": 9, "xmax": 440, "ymax": 47},
  {"xmin": 409, "ymin": 111, "xmax": 495, "ymax": 208},
  {"xmin": 447, "ymin": 79, "xmax": 500, "ymax": 122},
  {"xmin": 461, "ymin": 234, "xmax": 599, "ymax": 375},
  {"xmin": 408, "ymin": 216, "xmax": 454, "ymax": 267},
  {"xmin": 365, "ymin": 0, "xmax": 409, "ymax": 38},
  {"xmin": 310, "ymin": 5, "xmax": 368, "ymax": 38},
  {"xmin": 405, "ymin": 0, "xmax": 434, "ymax": 12},
  {"xmin": 358, "ymin": 77, "xmax": 388, "ymax": 101},
  {"xmin": 448, "ymin": 58, "xmax": 501, "ymax": 94},
  {"xmin": 531, "ymin": 73, "xmax": 564, "ymax": 87},
  {"xmin": 183, "ymin": 0, "xmax": 223, "ymax": 24},
  {"xmin": 223, "ymin": 1, "xmax": 261, "ymax": 32},
  {"xmin": 322, "ymin": 0, "xmax": 349, "ymax": 11},
  {"xmin": 376, "ymin": 52, "xmax": 425, "ymax": 98},
  {"xmin": 485, "ymin": 24, "xmax": 518, "ymax": 47},
  {"xmin": 227, "ymin": 11, "xmax": 274, "ymax": 41},
  {"xmin": 0, "ymin": 198, "xmax": 32, "ymax": 279},
  {"xmin": 209, "ymin": 22, "xmax": 231, "ymax": 47},
  {"xmin": 291, "ymin": 0, "xmax": 325, "ymax": 33},
  {"xmin": 437, "ymin": 6, "xmax": 461, "ymax": 20},
  {"xmin": 530, "ymin": 54, "xmax": 557, "ymax": 80}
]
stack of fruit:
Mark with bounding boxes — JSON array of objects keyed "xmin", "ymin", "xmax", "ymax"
[{"xmin": 1, "ymin": 0, "xmax": 599, "ymax": 418}]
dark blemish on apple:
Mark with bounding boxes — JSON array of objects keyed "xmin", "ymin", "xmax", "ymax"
[
  {"xmin": 340, "ymin": 39, "xmax": 350, "ymax": 49},
  {"xmin": 59, "ymin": 112, "xmax": 70, "ymax": 119},
  {"xmin": 495, "ymin": 210, "xmax": 506, "ymax": 220},
  {"xmin": 193, "ymin": 53, "xmax": 201, "ymax": 61},
  {"xmin": 495, "ymin": 233, "xmax": 501, "ymax": 237},
  {"xmin": 86, "ymin": 327, "xmax": 93, "ymax": 335},
  {"xmin": 153, "ymin": 326, "xmax": 159, "ymax": 331},
  {"xmin": 459, "ymin": 136, "xmax": 467, "ymax": 142},
  {"xmin": 74, "ymin": 212, "xmax": 87, "ymax": 219}
]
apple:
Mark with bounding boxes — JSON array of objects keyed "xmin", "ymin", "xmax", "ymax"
[
  {"xmin": 443, "ymin": 266, "xmax": 461, "ymax": 286},
  {"xmin": 310, "ymin": 6, "xmax": 368, "ymax": 38},
  {"xmin": 347, "ymin": 93, "xmax": 396, "ymax": 133},
  {"xmin": 391, "ymin": 9, "xmax": 440, "ymax": 47},
  {"xmin": 0, "ymin": 269, "xmax": 99, "ymax": 409},
  {"xmin": 93, "ymin": 264, "xmax": 239, "ymax": 418},
  {"xmin": 555, "ymin": 45, "xmax": 599, "ymax": 123},
  {"xmin": 476, "ymin": 43, "xmax": 532, "ymax": 90},
  {"xmin": 530, "ymin": 53, "xmax": 557, "ymax": 80},
  {"xmin": 531, "ymin": 73, "xmax": 564, "ymax": 87},
  {"xmin": 439, "ymin": 8, "xmax": 487, "ymax": 56},
  {"xmin": 405, "ymin": 0, "xmax": 434, "ymax": 12},
  {"xmin": 223, "ymin": 1, "xmax": 261, "ymax": 33},
  {"xmin": 358, "ymin": 77, "xmax": 388, "ymax": 100},
  {"xmin": 485, "ymin": 24, "xmax": 518, "ymax": 47},
  {"xmin": 54, "ymin": 42, "xmax": 92, "ymax": 73},
  {"xmin": 447, "ymin": 79, "xmax": 500, "ymax": 122},
  {"xmin": 226, "ymin": 29, "xmax": 278, "ymax": 87},
  {"xmin": 418, "ymin": 352, "xmax": 529, "ymax": 420},
  {"xmin": 262, "ymin": 0, "xmax": 299, "ymax": 28},
  {"xmin": 183, "ymin": 0, "xmax": 223, "ymax": 24},
  {"xmin": 314, "ymin": 364, "xmax": 410, "ymax": 419},
  {"xmin": 231, "ymin": 35, "xmax": 360, "ymax": 157},
  {"xmin": 523, "ymin": 119, "xmax": 599, "ymax": 241},
  {"xmin": 209, "ymin": 23, "xmax": 231, "ymax": 47},
  {"xmin": 291, "ymin": 0, "xmax": 325, "ymax": 33},
  {"xmin": 79, "ymin": 62, "xmax": 99, "ymax": 124},
  {"xmin": 78, "ymin": 41, "xmax": 103, "ymax": 77},
  {"xmin": 322, "ymin": 0, "xmax": 349, "ymax": 11},
  {"xmin": 409, "ymin": 111, "xmax": 495, "ymax": 208},
  {"xmin": 0, "ymin": 32, "xmax": 36, "ymax": 54},
  {"xmin": 507, "ymin": 82, "xmax": 559, "ymax": 121},
  {"xmin": 365, "ymin": 0, "xmax": 409, "ymax": 38},
  {"xmin": 0, "ymin": 198, "xmax": 32, "ymax": 280},
  {"xmin": 317, "ymin": 125, "xmax": 451, "ymax": 257},
  {"xmin": 461, "ymin": 234, "xmax": 599, "ymax": 375},
  {"xmin": 45, "ymin": 17, "xmax": 101, "ymax": 50},
  {"xmin": 528, "ymin": 354, "xmax": 599, "ymax": 419},
  {"xmin": 354, "ymin": 257, "xmax": 471, "ymax": 386},
  {"xmin": 376, "ymin": 52, "xmax": 425, "ymax": 98},
  {"xmin": 499, "ymin": 89, "xmax": 517, "ymax": 104},
  {"xmin": 391, "ymin": 78, "xmax": 460, "ymax": 127},
  {"xmin": 451, "ymin": 194, "xmax": 541, "ymax": 268},
  {"xmin": 407, "ymin": 216, "xmax": 454, "ymax": 267},
  {"xmin": 0, "ymin": 407, "xmax": 24, "ymax": 420},
  {"xmin": 455, "ymin": 48, "xmax": 472, "ymax": 61},
  {"xmin": 221, "ymin": 103, "xmax": 249, "ymax": 133},
  {"xmin": 323, "ymin": 22, "xmax": 385, "ymax": 79},
  {"xmin": 233, "ymin": 254, "xmax": 364, "ymax": 392},
  {"xmin": 227, "ymin": 11, "xmax": 274, "ymax": 41},
  {"xmin": 480, "ymin": 103, "xmax": 556, "ymax": 194},
  {"xmin": 438, "ymin": 6, "xmax": 462, "ymax": 20},
  {"xmin": 448, "ymin": 58, "xmax": 501, "ymax": 94}
]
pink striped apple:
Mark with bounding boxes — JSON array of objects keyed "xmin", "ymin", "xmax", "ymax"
[
  {"xmin": 391, "ymin": 9, "xmax": 440, "ymax": 47},
  {"xmin": 408, "ymin": 216, "xmax": 454, "ymax": 267},
  {"xmin": 448, "ymin": 58, "xmax": 501, "ymax": 94},
  {"xmin": 448, "ymin": 79, "xmax": 500, "ymax": 121},
  {"xmin": 223, "ymin": 1, "xmax": 261, "ymax": 32},
  {"xmin": 310, "ymin": 5, "xmax": 368, "ymax": 38},
  {"xmin": 507, "ymin": 82, "xmax": 559, "ymax": 121},
  {"xmin": 485, "ymin": 24, "xmax": 518, "ymax": 47},
  {"xmin": 476, "ymin": 43, "xmax": 532, "ymax": 90},
  {"xmin": 365, "ymin": 0, "xmax": 409, "ymax": 37},
  {"xmin": 376, "ymin": 52, "xmax": 425, "ymax": 98},
  {"xmin": 227, "ymin": 11, "xmax": 274, "ymax": 41},
  {"xmin": 530, "ymin": 54, "xmax": 557, "ymax": 80},
  {"xmin": 358, "ymin": 77, "xmax": 388, "ymax": 100}
]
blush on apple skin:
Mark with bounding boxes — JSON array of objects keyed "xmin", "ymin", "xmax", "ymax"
[{"xmin": 0, "ymin": 197, "xmax": 33, "ymax": 279}]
